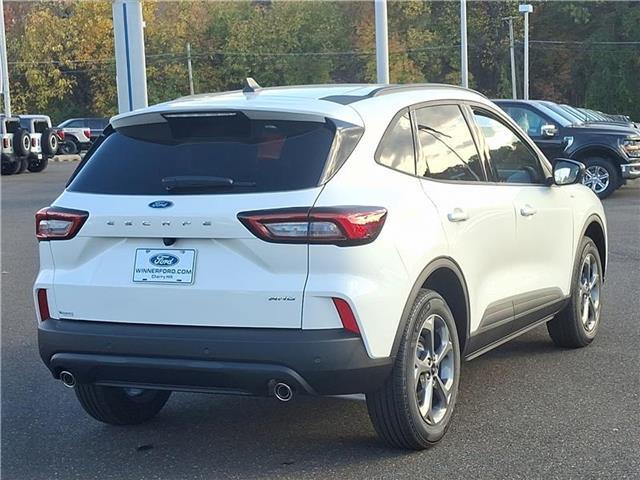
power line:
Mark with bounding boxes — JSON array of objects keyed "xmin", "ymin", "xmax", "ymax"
[
  {"xmin": 529, "ymin": 40, "xmax": 640, "ymax": 45},
  {"xmin": 8, "ymin": 44, "xmax": 462, "ymax": 67}
]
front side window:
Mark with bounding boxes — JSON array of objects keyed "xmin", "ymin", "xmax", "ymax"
[
  {"xmin": 501, "ymin": 106, "xmax": 549, "ymax": 138},
  {"xmin": 415, "ymin": 105, "xmax": 484, "ymax": 182},
  {"xmin": 376, "ymin": 112, "xmax": 415, "ymax": 175},
  {"xmin": 61, "ymin": 120, "xmax": 83, "ymax": 128},
  {"xmin": 473, "ymin": 111, "xmax": 546, "ymax": 185}
]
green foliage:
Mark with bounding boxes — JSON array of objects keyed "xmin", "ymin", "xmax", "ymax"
[{"xmin": 4, "ymin": 0, "xmax": 639, "ymax": 123}]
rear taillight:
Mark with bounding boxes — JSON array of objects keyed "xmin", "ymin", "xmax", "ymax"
[
  {"xmin": 332, "ymin": 297, "xmax": 360, "ymax": 334},
  {"xmin": 37, "ymin": 289, "xmax": 51, "ymax": 321},
  {"xmin": 84, "ymin": 129, "xmax": 91, "ymax": 139},
  {"xmin": 35, "ymin": 207, "xmax": 89, "ymax": 240},
  {"xmin": 2, "ymin": 138, "xmax": 8, "ymax": 148},
  {"xmin": 238, "ymin": 206, "xmax": 387, "ymax": 246},
  {"xmin": 56, "ymin": 129, "xmax": 65, "ymax": 140},
  {"xmin": 31, "ymin": 137, "xmax": 37, "ymax": 147}
]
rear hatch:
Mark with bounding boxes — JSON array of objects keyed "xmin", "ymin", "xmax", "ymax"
[{"xmin": 47, "ymin": 109, "xmax": 359, "ymax": 328}]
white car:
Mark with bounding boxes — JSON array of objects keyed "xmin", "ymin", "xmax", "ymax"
[
  {"xmin": 56, "ymin": 117, "xmax": 107, "ymax": 154},
  {"xmin": 18, "ymin": 115, "xmax": 58, "ymax": 172},
  {"xmin": 1, "ymin": 115, "xmax": 31, "ymax": 175},
  {"xmin": 34, "ymin": 83, "xmax": 607, "ymax": 449}
]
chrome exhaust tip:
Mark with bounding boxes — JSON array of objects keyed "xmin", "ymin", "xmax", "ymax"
[
  {"xmin": 60, "ymin": 371, "xmax": 76, "ymax": 388},
  {"xmin": 273, "ymin": 382, "xmax": 293, "ymax": 402}
]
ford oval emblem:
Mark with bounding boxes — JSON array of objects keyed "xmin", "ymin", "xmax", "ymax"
[
  {"xmin": 148, "ymin": 200, "xmax": 173, "ymax": 209},
  {"xmin": 149, "ymin": 254, "xmax": 179, "ymax": 266}
]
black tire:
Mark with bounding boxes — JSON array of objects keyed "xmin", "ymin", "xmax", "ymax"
[
  {"xmin": 366, "ymin": 289, "xmax": 461, "ymax": 450},
  {"xmin": 42, "ymin": 129, "xmax": 59, "ymax": 155},
  {"xmin": 580, "ymin": 157, "xmax": 619, "ymax": 199},
  {"xmin": 27, "ymin": 155, "xmax": 48, "ymax": 173},
  {"xmin": 75, "ymin": 384, "xmax": 171, "ymax": 425},
  {"xmin": 59, "ymin": 139, "xmax": 78, "ymax": 155},
  {"xmin": 16, "ymin": 156, "xmax": 29, "ymax": 174},
  {"xmin": 14, "ymin": 129, "xmax": 31, "ymax": 157},
  {"xmin": 547, "ymin": 237, "xmax": 603, "ymax": 348},
  {"xmin": 1, "ymin": 157, "xmax": 21, "ymax": 175}
]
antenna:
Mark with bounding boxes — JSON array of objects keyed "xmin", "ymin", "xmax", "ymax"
[{"xmin": 243, "ymin": 77, "xmax": 261, "ymax": 94}]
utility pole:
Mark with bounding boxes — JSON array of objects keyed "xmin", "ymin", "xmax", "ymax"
[
  {"xmin": 112, "ymin": 0, "xmax": 148, "ymax": 113},
  {"xmin": 374, "ymin": 0, "xmax": 389, "ymax": 84},
  {"xmin": 187, "ymin": 42, "xmax": 194, "ymax": 95},
  {"xmin": 519, "ymin": 4, "xmax": 533, "ymax": 100},
  {"xmin": 0, "ymin": 0, "xmax": 11, "ymax": 116},
  {"xmin": 460, "ymin": 0, "xmax": 468, "ymax": 88},
  {"xmin": 502, "ymin": 16, "xmax": 517, "ymax": 99}
]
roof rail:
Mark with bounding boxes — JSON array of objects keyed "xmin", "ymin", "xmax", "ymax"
[{"xmin": 369, "ymin": 83, "xmax": 487, "ymax": 99}]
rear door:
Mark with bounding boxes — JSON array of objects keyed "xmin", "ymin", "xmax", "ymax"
[
  {"xmin": 49, "ymin": 112, "xmax": 340, "ymax": 329},
  {"xmin": 413, "ymin": 103, "xmax": 518, "ymax": 334}
]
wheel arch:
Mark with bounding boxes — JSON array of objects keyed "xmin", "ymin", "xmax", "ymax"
[
  {"xmin": 571, "ymin": 145, "xmax": 624, "ymax": 168},
  {"xmin": 391, "ymin": 257, "xmax": 470, "ymax": 357},
  {"xmin": 581, "ymin": 214, "xmax": 607, "ymax": 280}
]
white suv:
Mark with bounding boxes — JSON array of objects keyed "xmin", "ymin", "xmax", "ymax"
[{"xmin": 35, "ymin": 83, "xmax": 607, "ymax": 449}]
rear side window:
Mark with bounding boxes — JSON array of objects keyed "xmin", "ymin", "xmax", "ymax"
[
  {"xmin": 67, "ymin": 113, "xmax": 337, "ymax": 195},
  {"xmin": 376, "ymin": 112, "xmax": 415, "ymax": 175},
  {"xmin": 414, "ymin": 105, "xmax": 484, "ymax": 181},
  {"xmin": 89, "ymin": 119, "xmax": 107, "ymax": 130}
]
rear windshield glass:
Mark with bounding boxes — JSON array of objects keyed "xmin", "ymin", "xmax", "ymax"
[{"xmin": 68, "ymin": 113, "xmax": 336, "ymax": 195}]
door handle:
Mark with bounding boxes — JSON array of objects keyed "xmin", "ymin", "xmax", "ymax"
[
  {"xmin": 447, "ymin": 208, "xmax": 469, "ymax": 222},
  {"xmin": 520, "ymin": 204, "xmax": 537, "ymax": 217}
]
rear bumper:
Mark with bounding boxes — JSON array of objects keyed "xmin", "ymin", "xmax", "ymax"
[
  {"xmin": 621, "ymin": 162, "xmax": 640, "ymax": 179},
  {"xmin": 38, "ymin": 319, "xmax": 393, "ymax": 396},
  {"xmin": 1, "ymin": 152, "xmax": 19, "ymax": 162}
]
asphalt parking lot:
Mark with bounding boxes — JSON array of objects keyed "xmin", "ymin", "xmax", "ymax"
[{"xmin": 2, "ymin": 163, "xmax": 639, "ymax": 480}]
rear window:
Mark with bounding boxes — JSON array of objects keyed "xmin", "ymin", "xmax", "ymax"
[
  {"xmin": 4, "ymin": 120, "xmax": 20, "ymax": 134},
  {"xmin": 68, "ymin": 113, "xmax": 337, "ymax": 195}
]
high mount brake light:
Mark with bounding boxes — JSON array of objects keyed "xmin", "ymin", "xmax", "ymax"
[
  {"xmin": 237, "ymin": 207, "xmax": 387, "ymax": 246},
  {"xmin": 35, "ymin": 207, "xmax": 89, "ymax": 241}
]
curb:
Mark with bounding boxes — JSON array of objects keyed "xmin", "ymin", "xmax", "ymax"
[{"xmin": 52, "ymin": 155, "xmax": 82, "ymax": 162}]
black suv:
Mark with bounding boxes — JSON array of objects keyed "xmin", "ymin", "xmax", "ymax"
[{"xmin": 494, "ymin": 99, "xmax": 640, "ymax": 198}]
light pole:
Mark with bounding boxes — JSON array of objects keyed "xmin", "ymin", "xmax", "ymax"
[
  {"xmin": 0, "ymin": 0, "xmax": 11, "ymax": 116},
  {"xmin": 112, "ymin": 0, "xmax": 148, "ymax": 113},
  {"xmin": 519, "ymin": 4, "xmax": 533, "ymax": 100},
  {"xmin": 187, "ymin": 42, "xmax": 194, "ymax": 95},
  {"xmin": 374, "ymin": 0, "xmax": 389, "ymax": 84},
  {"xmin": 502, "ymin": 16, "xmax": 517, "ymax": 99},
  {"xmin": 460, "ymin": 0, "xmax": 468, "ymax": 88}
]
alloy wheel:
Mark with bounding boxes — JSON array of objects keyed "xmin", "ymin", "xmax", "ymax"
[
  {"xmin": 414, "ymin": 314, "xmax": 455, "ymax": 425},
  {"xmin": 582, "ymin": 166, "xmax": 610, "ymax": 194},
  {"xmin": 579, "ymin": 253, "xmax": 601, "ymax": 332}
]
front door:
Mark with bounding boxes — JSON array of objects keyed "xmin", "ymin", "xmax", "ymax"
[{"xmin": 470, "ymin": 108, "xmax": 574, "ymax": 319}]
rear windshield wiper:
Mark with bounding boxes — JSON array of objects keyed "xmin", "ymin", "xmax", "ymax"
[{"xmin": 162, "ymin": 176, "xmax": 256, "ymax": 192}]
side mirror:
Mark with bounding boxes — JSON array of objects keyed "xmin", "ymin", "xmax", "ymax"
[
  {"xmin": 552, "ymin": 158, "xmax": 585, "ymax": 186},
  {"xmin": 541, "ymin": 124, "xmax": 559, "ymax": 138}
]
